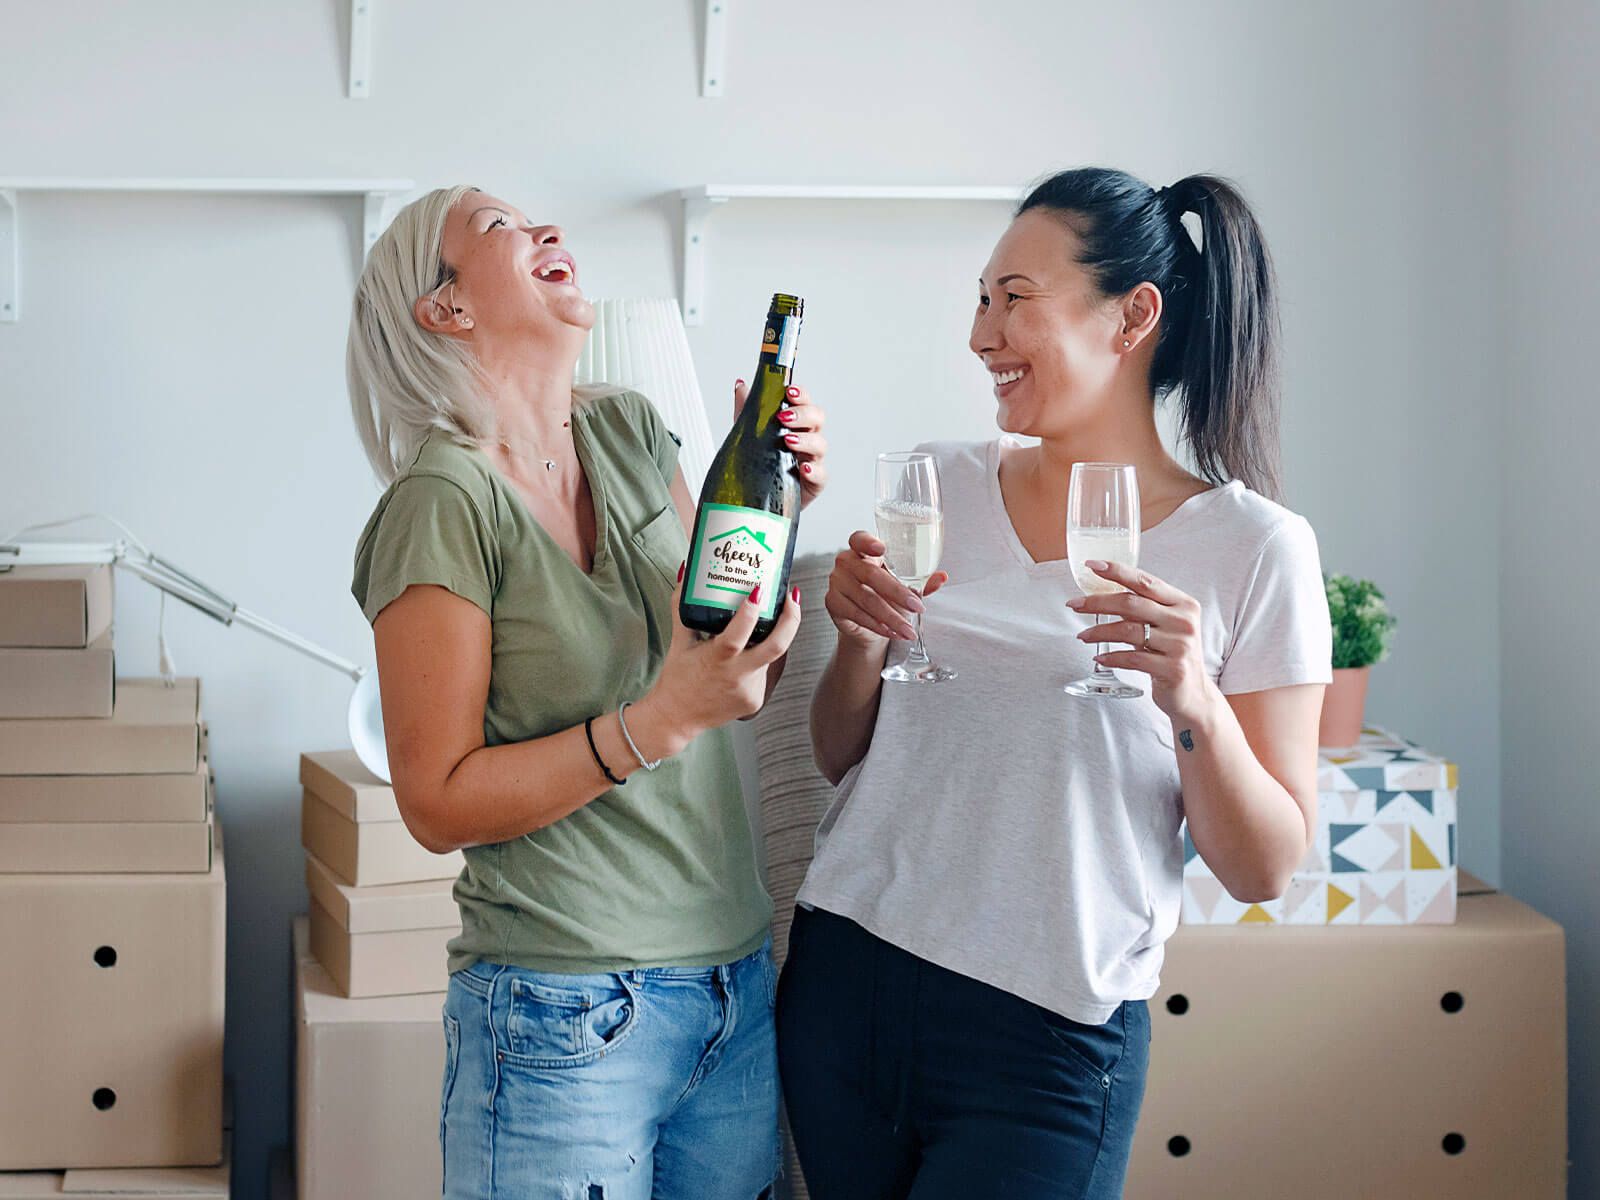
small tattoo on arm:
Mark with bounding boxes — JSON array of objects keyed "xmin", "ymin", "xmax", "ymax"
[{"xmin": 1179, "ymin": 729, "xmax": 1195, "ymax": 752}]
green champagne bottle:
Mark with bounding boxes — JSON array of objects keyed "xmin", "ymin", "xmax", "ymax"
[{"xmin": 680, "ymin": 293, "xmax": 805, "ymax": 642}]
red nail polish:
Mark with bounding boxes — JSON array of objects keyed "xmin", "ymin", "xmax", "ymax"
[
  {"xmin": 784, "ymin": 433, "xmax": 799, "ymax": 446},
  {"xmin": 802, "ymin": 463, "xmax": 813, "ymax": 475},
  {"xmin": 786, "ymin": 387, "xmax": 799, "ymax": 398},
  {"xmin": 677, "ymin": 561, "xmax": 685, "ymax": 583},
  {"xmin": 736, "ymin": 379, "xmax": 745, "ymax": 387},
  {"xmin": 749, "ymin": 584, "xmax": 762, "ymax": 605},
  {"xmin": 791, "ymin": 586, "xmax": 801, "ymax": 604}
]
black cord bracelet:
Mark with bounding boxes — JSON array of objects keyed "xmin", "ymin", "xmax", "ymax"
[{"xmin": 584, "ymin": 716, "xmax": 627, "ymax": 787}]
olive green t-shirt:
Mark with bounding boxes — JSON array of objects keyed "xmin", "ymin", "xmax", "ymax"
[{"xmin": 351, "ymin": 390, "xmax": 772, "ymax": 974}]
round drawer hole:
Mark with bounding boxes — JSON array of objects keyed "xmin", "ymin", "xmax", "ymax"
[
  {"xmin": 1443, "ymin": 1132, "xmax": 1466, "ymax": 1155},
  {"xmin": 1165, "ymin": 993, "xmax": 1190, "ymax": 1016},
  {"xmin": 1440, "ymin": 991, "xmax": 1464, "ymax": 1014},
  {"xmin": 92, "ymin": 1088, "xmax": 117, "ymax": 1111},
  {"xmin": 94, "ymin": 946, "xmax": 118, "ymax": 968},
  {"xmin": 1168, "ymin": 1135, "xmax": 1192, "ymax": 1158}
]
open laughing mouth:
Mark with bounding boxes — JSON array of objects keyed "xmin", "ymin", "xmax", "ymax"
[{"xmin": 532, "ymin": 254, "xmax": 577, "ymax": 286}]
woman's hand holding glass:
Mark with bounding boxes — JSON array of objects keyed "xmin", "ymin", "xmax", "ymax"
[
  {"xmin": 824, "ymin": 531, "xmax": 950, "ymax": 652},
  {"xmin": 1068, "ymin": 561, "xmax": 1215, "ymax": 722}
]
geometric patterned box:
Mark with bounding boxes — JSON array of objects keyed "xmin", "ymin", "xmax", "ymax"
[{"xmin": 1182, "ymin": 728, "xmax": 1458, "ymax": 926}]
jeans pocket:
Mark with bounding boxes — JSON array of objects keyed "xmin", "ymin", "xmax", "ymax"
[
  {"xmin": 503, "ymin": 971, "xmax": 640, "ymax": 1068},
  {"xmin": 1037, "ymin": 1000, "xmax": 1129, "ymax": 1089}
]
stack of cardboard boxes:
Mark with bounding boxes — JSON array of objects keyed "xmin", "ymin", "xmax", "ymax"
[
  {"xmin": 293, "ymin": 750, "xmax": 462, "ymax": 1200},
  {"xmin": 0, "ymin": 566, "xmax": 228, "ymax": 1193},
  {"xmin": 1128, "ymin": 732, "xmax": 1568, "ymax": 1198}
]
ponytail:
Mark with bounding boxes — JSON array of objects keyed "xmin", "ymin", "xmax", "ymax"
[{"xmin": 1018, "ymin": 168, "xmax": 1284, "ymax": 500}]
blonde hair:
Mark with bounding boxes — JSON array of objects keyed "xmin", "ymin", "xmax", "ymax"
[{"xmin": 345, "ymin": 184, "xmax": 618, "ymax": 483}]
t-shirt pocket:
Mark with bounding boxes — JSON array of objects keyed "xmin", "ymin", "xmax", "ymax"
[{"xmin": 630, "ymin": 504, "xmax": 687, "ymax": 588}]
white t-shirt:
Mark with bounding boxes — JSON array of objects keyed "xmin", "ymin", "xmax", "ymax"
[{"xmin": 796, "ymin": 437, "xmax": 1333, "ymax": 1023}]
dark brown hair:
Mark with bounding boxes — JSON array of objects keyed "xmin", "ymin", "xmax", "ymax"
[{"xmin": 1018, "ymin": 168, "xmax": 1283, "ymax": 500}]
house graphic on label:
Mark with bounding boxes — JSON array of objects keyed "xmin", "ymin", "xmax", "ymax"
[{"xmin": 711, "ymin": 526, "xmax": 772, "ymax": 552}]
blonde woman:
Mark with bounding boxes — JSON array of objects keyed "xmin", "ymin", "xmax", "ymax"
[{"xmin": 347, "ymin": 185, "xmax": 828, "ymax": 1199}]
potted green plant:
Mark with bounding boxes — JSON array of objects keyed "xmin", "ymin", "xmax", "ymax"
[{"xmin": 1320, "ymin": 574, "xmax": 1398, "ymax": 747}]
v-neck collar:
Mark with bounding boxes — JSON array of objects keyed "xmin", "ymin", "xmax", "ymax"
[
  {"xmin": 985, "ymin": 437, "xmax": 1236, "ymax": 575},
  {"xmin": 470, "ymin": 407, "xmax": 611, "ymax": 581}
]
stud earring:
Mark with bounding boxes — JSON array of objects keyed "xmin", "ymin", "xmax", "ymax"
[
  {"xmin": 460, "ymin": 316, "xmax": 474, "ymax": 328},
  {"xmin": 1122, "ymin": 339, "xmax": 1131, "ymax": 349}
]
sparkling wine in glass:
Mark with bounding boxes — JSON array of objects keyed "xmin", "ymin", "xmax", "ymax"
[
  {"xmin": 1064, "ymin": 462, "xmax": 1143, "ymax": 699},
  {"xmin": 875, "ymin": 452, "xmax": 956, "ymax": 684}
]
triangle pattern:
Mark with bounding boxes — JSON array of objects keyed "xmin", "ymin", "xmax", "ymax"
[
  {"xmin": 1186, "ymin": 876, "xmax": 1225, "ymax": 920},
  {"xmin": 1411, "ymin": 828, "xmax": 1443, "ymax": 870},
  {"xmin": 1239, "ymin": 904, "xmax": 1275, "ymax": 925},
  {"xmin": 1327, "ymin": 884, "xmax": 1356, "ymax": 922}
]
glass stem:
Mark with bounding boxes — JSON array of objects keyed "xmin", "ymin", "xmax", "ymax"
[
  {"xmin": 1093, "ymin": 612, "xmax": 1116, "ymax": 680},
  {"xmin": 907, "ymin": 598, "xmax": 931, "ymax": 666}
]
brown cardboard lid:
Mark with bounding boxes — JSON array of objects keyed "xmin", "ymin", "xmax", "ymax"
[
  {"xmin": 298, "ymin": 749, "xmax": 399, "ymax": 822},
  {"xmin": 304, "ymin": 852, "xmax": 457, "ymax": 934},
  {"xmin": 0, "ymin": 820, "xmax": 225, "ymax": 890},
  {"xmin": 110, "ymin": 679, "xmax": 201, "ymax": 726},
  {"xmin": 293, "ymin": 916, "xmax": 446, "ymax": 1025},
  {"xmin": 0, "ymin": 1140, "xmax": 229, "ymax": 1197}
]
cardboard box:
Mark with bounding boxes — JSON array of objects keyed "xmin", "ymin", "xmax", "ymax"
[
  {"xmin": 300, "ymin": 750, "xmax": 402, "ymax": 823},
  {"xmin": 0, "ymin": 816, "xmax": 214, "ymax": 873},
  {"xmin": 294, "ymin": 916, "xmax": 443, "ymax": 1200},
  {"xmin": 1126, "ymin": 882, "xmax": 1567, "ymax": 1199},
  {"xmin": 1183, "ymin": 728, "xmax": 1458, "ymax": 925},
  {"xmin": 0, "ymin": 565, "xmax": 113, "ymax": 649},
  {"xmin": 301, "ymin": 790, "xmax": 461, "ymax": 887},
  {"xmin": 0, "ymin": 634, "xmax": 114, "ymax": 719},
  {"xmin": 0, "ymin": 679, "xmax": 200, "ymax": 777},
  {"xmin": 0, "ymin": 764, "xmax": 210, "ymax": 824},
  {"xmin": 306, "ymin": 854, "xmax": 455, "ymax": 998},
  {"xmin": 0, "ymin": 1140, "xmax": 231, "ymax": 1198},
  {"xmin": 0, "ymin": 826, "xmax": 226, "ymax": 1170}
]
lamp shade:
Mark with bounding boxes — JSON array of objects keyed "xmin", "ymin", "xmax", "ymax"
[{"xmin": 574, "ymin": 298, "xmax": 717, "ymax": 489}]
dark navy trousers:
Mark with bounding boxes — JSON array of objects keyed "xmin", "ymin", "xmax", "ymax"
[{"xmin": 776, "ymin": 906, "xmax": 1149, "ymax": 1199}]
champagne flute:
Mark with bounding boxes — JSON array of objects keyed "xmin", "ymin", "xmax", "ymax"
[
  {"xmin": 875, "ymin": 452, "xmax": 956, "ymax": 684},
  {"xmin": 1064, "ymin": 462, "xmax": 1143, "ymax": 699}
]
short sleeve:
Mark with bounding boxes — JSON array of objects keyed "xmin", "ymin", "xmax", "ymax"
[
  {"xmin": 1217, "ymin": 516, "xmax": 1333, "ymax": 695},
  {"xmin": 351, "ymin": 474, "xmax": 500, "ymax": 624},
  {"xmin": 616, "ymin": 390, "xmax": 681, "ymax": 486}
]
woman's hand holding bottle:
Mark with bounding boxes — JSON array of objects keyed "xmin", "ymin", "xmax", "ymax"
[{"xmin": 632, "ymin": 566, "xmax": 803, "ymax": 755}]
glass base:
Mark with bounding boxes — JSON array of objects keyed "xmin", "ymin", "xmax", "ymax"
[
  {"xmin": 1064, "ymin": 671, "xmax": 1143, "ymax": 699},
  {"xmin": 882, "ymin": 661, "xmax": 958, "ymax": 684}
]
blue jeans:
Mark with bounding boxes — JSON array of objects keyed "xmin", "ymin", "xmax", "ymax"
[
  {"xmin": 777, "ymin": 907, "xmax": 1150, "ymax": 1199},
  {"xmin": 440, "ymin": 941, "xmax": 781, "ymax": 1199}
]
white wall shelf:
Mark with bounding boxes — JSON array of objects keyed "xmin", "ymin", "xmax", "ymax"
[
  {"xmin": 677, "ymin": 184, "xmax": 1020, "ymax": 325},
  {"xmin": 0, "ymin": 177, "xmax": 414, "ymax": 322}
]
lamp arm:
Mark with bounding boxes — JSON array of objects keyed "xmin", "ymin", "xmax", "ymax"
[{"xmin": 3, "ymin": 540, "xmax": 366, "ymax": 683}]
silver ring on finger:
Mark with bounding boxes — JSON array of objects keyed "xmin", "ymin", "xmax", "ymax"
[{"xmin": 1142, "ymin": 623, "xmax": 1152, "ymax": 651}]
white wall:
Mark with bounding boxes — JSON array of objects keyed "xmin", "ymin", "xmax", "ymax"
[
  {"xmin": 0, "ymin": 3, "xmax": 1511, "ymax": 1195},
  {"xmin": 1503, "ymin": 0, "xmax": 1600, "ymax": 1188}
]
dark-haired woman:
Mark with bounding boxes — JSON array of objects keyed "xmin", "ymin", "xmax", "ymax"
[{"xmin": 777, "ymin": 170, "xmax": 1333, "ymax": 1197}]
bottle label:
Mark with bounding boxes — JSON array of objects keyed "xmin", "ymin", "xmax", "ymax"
[
  {"xmin": 759, "ymin": 315, "xmax": 800, "ymax": 369},
  {"xmin": 685, "ymin": 503, "xmax": 793, "ymax": 620}
]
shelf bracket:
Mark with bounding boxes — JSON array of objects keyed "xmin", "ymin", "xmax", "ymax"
[
  {"xmin": 680, "ymin": 192, "xmax": 726, "ymax": 326},
  {"xmin": 701, "ymin": 0, "xmax": 728, "ymax": 98},
  {"xmin": 0, "ymin": 189, "xmax": 15, "ymax": 323},
  {"xmin": 362, "ymin": 191, "xmax": 397, "ymax": 262},
  {"xmin": 348, "ymin": 0, "xmax": 374, "ymax": 99}
]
